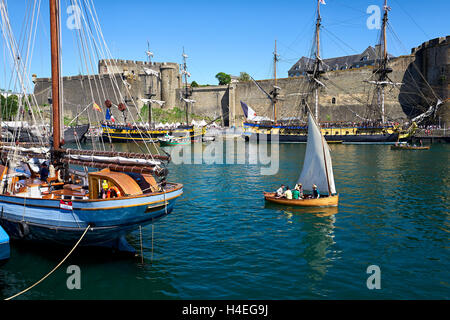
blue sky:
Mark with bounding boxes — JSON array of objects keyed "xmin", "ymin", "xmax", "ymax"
[{"xmin": 1, "ymin": 0, "xmax": 449, "ymax": 88}]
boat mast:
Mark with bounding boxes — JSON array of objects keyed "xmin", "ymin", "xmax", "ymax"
[
  {"xmin": 379, "ymin": 0, "xmax": 390, "ymax": 124},
  {"xmin": 50, "ymin": 0, "xmax": 61, "ymax": 151},
  {"xmin": 312, "ymin": 0, "xmax": 323, "ymax": 122},
  {"xmin": 182, "ymin": 48, "xmax": 189, "ymax": 125},
  {"xmin": 146, "ymin": 41, "xmax": 154, "ymax": 127},
  {"xmin": 273, "ymin": 39, "xmax": 279, "ymax": 123}
]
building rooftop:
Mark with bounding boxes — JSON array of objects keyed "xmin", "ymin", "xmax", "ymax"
[{"xmin": 288, "ymin": 45, "xmax": 395, "ymax": 77}]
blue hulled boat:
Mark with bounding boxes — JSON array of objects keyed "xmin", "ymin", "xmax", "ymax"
[
  {"xmin": 0, "ymin": 169, "xmax": 183, "ymax": 249},
  {"xmin": 0, "ymin": 0, "xmax": 183, "ymax": 252},
  {"xmin": 0, "ymin": 226, "xmax": 10, "ymax": 262}
]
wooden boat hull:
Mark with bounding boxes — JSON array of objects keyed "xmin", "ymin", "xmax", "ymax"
[
  {"xmin": 0, "ymin": 226, "xmax": 9, "ymax": 261},
  {"xmin": 264, "ymin": 192, "xmax": 339, "ymax": 207},
  {"xmin": 4, "ymin": 124, "xmax": 90, "ymax": 144},
  {"xmin": 250, "ymin": 132, "xmax": 399, "ymax": 143},
  {"xmin": 242, "ymin": 122, "xmax": 405, "ymax": 144},
  {"xmin": 390, "ymin": 145, "xmax": 430, "ymax": 150},
  {"xmin": 0, "ymin": 183, "xmax": 183, "ymax": 249},
  {"xmin": 63, "ymin": 124, "xmax": 90, "ymax": 143},
  {"xmin": 101, "ymin": 124, "xmax": 194, "ymax": 143}
]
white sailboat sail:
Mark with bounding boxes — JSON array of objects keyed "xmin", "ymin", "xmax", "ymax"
[{"xmin": 297, "ymin": 113, "xmax": 336, "ymax": 195}]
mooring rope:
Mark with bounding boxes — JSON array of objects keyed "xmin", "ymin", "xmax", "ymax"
[{"xmin": 4, "ymin": 224, "xmax": 91, "ymax": 301}]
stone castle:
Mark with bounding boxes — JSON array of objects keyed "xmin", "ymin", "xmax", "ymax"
[{"xmin": 33, "ymin": 36, "xmax": 449, "ymax": 127}]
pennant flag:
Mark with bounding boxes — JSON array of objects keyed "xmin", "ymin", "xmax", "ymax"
[
  {"xmin": 319, "ymin": 0, "xmax": 326, "ymax": 4},
  {"xmin": 105, "ymin": 108, "xmax": 111, "ymax": 121},
  {"xmin": 93, "ymin": 102, "xmax": 101, "ymax": 112},
  {"xmin": 240, "ymin": 101, "xmax": 258, "ymax": 120}
]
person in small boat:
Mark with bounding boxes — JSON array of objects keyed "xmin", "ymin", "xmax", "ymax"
[
  {"xmin": 312, "ymin": 185, "xmax": 320, "ymax": 199},
  {"xmin": 276, "ymin": 185, "xmax": 285, "ymax": 198},
  {"xmin": 284, "ymin": 186, "xmax": 293, "ymax": 200},
  {"xmin": 292, "ymin": 187, "xmax": 300, "ymax": 200},
  {"xmin": 39, "ymin": 162, "xmax": 49, "ymax": 182},
  {"xmin": 100, "ymin": 180, "xmax": 109, "ymax": 199},
  {"xmin": 295, "ymin": 183, "xmax": 304, "ymax": 199}
]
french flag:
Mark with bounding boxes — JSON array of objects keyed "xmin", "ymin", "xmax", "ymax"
[
  {"xmin": 60, "ymin": 200, "xmax": 73, "ymax": 211},
  {"xmin": 319, "ymin": 0, "xmax": 326, "ymax": 4},
  {"xmin": 240, "ymin": 101, "xmax": 258, "ymax": 120}
]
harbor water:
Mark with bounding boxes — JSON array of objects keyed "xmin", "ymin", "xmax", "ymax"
[{"xmin": 0, "ymin": 142, "xmax": 448, "ymax": 299}]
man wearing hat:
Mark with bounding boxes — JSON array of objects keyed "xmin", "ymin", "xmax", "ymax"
[{"xmin": 312, "ymin": 185, "xmax": 320, "ymax": 199}]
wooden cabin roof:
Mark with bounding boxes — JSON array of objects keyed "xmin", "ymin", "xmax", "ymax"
[{"xmin": 89, "ymin": 168, "xmax": 143, "ymax": 196}]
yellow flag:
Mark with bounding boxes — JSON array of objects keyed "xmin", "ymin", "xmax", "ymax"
[{"xmin": 93, "ymin": 102, "xmax": 101, "ymax": 111}]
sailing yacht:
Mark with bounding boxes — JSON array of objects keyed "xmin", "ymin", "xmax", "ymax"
[
  {"xmin": 0, "ymin": 0, "xmax": 183, "ymax": 252},
  {"xmin": 264, "ymin": 111, "xmax": 338, "ymax": 207}
]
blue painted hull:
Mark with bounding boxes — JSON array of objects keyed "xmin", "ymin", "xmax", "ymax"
[
  {"xmin": 0, "ymin": 226, "xmax": 10, "ymax": 261},
  {"xmin": 0, "ymin": 185, "xmax": 183, "ymax": 248}
]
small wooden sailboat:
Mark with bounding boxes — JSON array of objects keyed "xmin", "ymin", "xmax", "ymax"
[
  {"xmin": 0, "ymin": 225, "xmax": 9, "ymax": 262},
  {"xmin": 390, "ymin": 144, "xmax": 430, "ymax": 150},
  {"xmin": 264, "ymin": 112, "xmax": 339, "ymax": 207}
]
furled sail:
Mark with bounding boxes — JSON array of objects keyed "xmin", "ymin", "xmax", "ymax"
[{"xmin": 297, "ymin": 113, "xmax": 336, "ymax": 194}]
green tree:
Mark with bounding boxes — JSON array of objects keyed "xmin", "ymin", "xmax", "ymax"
[
  {"xmin": 238, "ymin": 72, "xmax": 251, "ymax": 82},
  {"xmin": 1, "ymin": 94, "xmax": 19, "ymax": 120},
  {"xmin": 191, "ymin": 81, "xmax": 199, "ymax": 88},
  {"xmin": 215, "ymin": 72, "xmax": 231, "ymax": 85}
]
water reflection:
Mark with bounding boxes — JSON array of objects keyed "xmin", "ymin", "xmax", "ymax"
[{"xmin": 265, "ymin": 202, "xmax": 337, "ymax": 284}]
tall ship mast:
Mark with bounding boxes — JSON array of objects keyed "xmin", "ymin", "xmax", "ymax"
[
  {"xmin": 309, "ymin": 0, "xmax": 325, "ymax": 122},
  {"xmin": 0, "ymin": 0, "xmax": 183, "ymax": 253},
  {"xmin": 100, "ymin": 44, "xmax": 195, "ymax": 143},
  {"xmin": 241, "ymin": 0, "xmax": 436, "ymax": 144},
  {"xmin": 273, "ymin": 40, "xmax": 280, "ymax": 123}
]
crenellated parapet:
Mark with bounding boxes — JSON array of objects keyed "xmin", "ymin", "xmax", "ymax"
[{"xmin": 411, "ymin": 36, "xmax": 449, "ymax": 54}]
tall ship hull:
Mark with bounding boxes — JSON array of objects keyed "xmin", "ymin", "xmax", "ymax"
[
  {"xmin": 101, "ymin": 123, "xmax": 196, "ymax": 143},
  {"xmin": 243, "ymin": 122, "xmax": 409, "ymax": 143}
]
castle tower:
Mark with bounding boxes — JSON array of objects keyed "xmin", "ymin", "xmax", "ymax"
[{"xmin": 160, "ymin": 63, "xmax": 178, "ymax": 109}]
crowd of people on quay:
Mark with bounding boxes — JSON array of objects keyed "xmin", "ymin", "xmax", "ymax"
[
  {"xmin": 416, "ymin": 124, "xmax": 446, "ymax": 136},
  {"xmin": 252, "ymin": 119, "xmax": 399, "ymax": 129}
]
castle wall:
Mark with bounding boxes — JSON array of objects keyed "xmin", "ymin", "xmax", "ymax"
[
  {"xmin": 410, "ymin": 36, "xmax": 449, "ymax": 126},
  {"xmin": 174, "ymin": 55, "xmax": 415, "ymax": 126},
  {"xmin": 33, "ymin": 59, "xmax": 182, "ymax": 123},
  {"xmin": 32, "ymin": 37, "xmax": 449, "ymax": 127}
]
